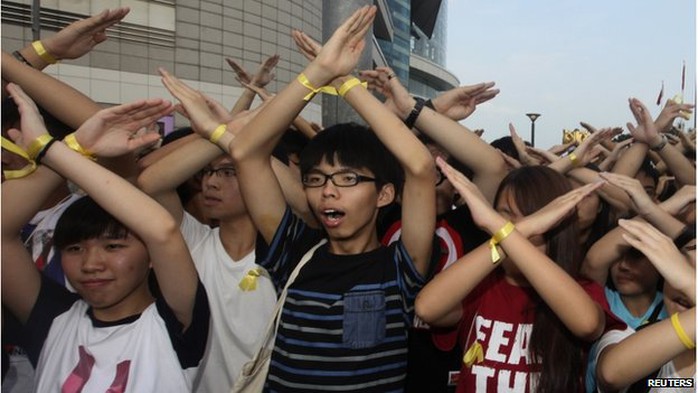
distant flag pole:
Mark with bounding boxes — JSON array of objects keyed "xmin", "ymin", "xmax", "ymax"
[
  {"xmin": 681, "ymin": 61, "xmax": 686, "ymax": 97},
  {"xmin": 656, "ymin": 81, "xmax": 664, "ymax": 106}
]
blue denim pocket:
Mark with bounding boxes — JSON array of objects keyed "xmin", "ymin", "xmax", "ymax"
[{"xmin": 343, "ymin": 290, "xmax": 386, "ymax": 349}]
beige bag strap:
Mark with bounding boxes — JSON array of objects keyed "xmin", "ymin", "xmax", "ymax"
[{"xmin": 250, "ymin": 238, "xmax": 328, "ymax": 361}]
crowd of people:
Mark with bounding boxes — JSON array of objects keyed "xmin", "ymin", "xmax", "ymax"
[{"xmin": 1, "ymin": 5, "xmax": 695, "ymax": 393}]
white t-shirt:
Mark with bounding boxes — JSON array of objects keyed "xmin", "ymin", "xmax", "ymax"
[
  {"xmin": 181, "ymin": 213, "xmax": 277, "ymax": 393},
  {"xmin": 34, "ymin": 300, "xmax": 202, "ymax": 393}
]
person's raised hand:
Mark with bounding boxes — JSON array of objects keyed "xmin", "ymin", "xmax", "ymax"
[
  {"xmin": 655, "ymin": 98, "xmax": 695, "ymax": 133},
  {"xmin": 627, "ymin": 97, "xmax": 662, "ymax": 147},
  {"xmin": 431, "ymin": 82, "xmax": 499, "ymax": 121},
  {"xmin": 5, "ymin": 83, "xmax": 50, "ymax": 148},
  {"xmin": 618, "ymin": 219, "xmax": 695, "ymax": 302},
  {"xmin": 42, "ymin": 7, "xmax": 130, "ymax": 61},
  {"xmin": 72, "ymin": 99, "xmax": 171, "ymax": 157},
  {"xmin": 519, "ymin": 181, "xmax": 604, "ymax": 237},
  {"xmin": 359, "ymin": 67, "xmax": 408, "ymax": 116},
  {"xmin": 239, "ymin": 80, "xmax": 274, "ymax": 101},
  {"xmin": 525, "ymin": 146, "xmax": 560, "ymax": 164},
  {"xmin": 598, "ymin": 172, "xmax": 656, "ymax": 215},
  {"xmin": 303, "ymin": 5, "xmax": 376, "ymax": 84},
  {"xmin": 509, "ymin": 123, "xmax": 540, "ymax": 166},
  {"xmin": 572, "ymin": 126, "xmax": 620, "ymax": 166},
  {"xmin": 159, "ymin": 67, "xmax": 222, "ymax": 139},
  {"xmin": 226, "ymin": 54, "xmax": 279, "ymax": 88},
  {"xmin": 436, "ymin": 156, "xmax": 507, "ymax": 234},
  {"xmin": 497, "ymin": 149, "xmax": 522, "ymax": 170}
]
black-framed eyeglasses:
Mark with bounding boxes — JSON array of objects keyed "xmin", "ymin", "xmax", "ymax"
[
  {"xmin": 201, "ymin": 166, "xmax": 237, "ymax": 178},
  {"xmin": 436, "ymin": 169, "xmax": 446, "ymax": 186},
  {"xmin": 302, "ymin": 170, "xmax": 376, "ymax": 188}
]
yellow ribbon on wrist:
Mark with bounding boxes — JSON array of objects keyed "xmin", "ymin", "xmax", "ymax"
[
  {"xmin": 297, "ymin": 73, "xmax": 337, "ymax": 101},
  {"xmin": 338, "ymin": 77, "xmax": 367, "ymax": 97},
  {"xmin": 31, "ymin": 41, "xmax": 58, "ymax": 64},
  {"xmin": 489, "ymin": 221, "xmax": 515, "ymax": 263},
  {"xmin": 239, "ymin": 268, "xmax": 267, "ymax": 291},
  {"xmin": 27, "ymin": 134, "xmax": 54, "ymax": 161},
  {"xmin": 463, "ymin": 341, "xmax": 484, "ymax": 368},
  {"xmin": 209, "ymin": 124, "xmax": 227, "ymax": 144},
  {"xmin": 1, "ymin": 137, "xmax": 36, "ymax": 179},
  {"xmin": 671, "ymin": 312, "xmax": 695, "ymax": 350},
  {"xmin": 568, "ymin": 152, "xmax": 578, "ymax": 166},
  {"xmin": 64, "ymin": 133, "xmax": 96, "ymax": 160}
]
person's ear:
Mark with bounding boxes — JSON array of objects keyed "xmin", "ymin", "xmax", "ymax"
[{"xmin": 377, "ymin": 183, "xmax": 395, "ymax": 207}]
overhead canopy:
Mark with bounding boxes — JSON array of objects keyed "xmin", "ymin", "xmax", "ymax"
[{"xmin": 410, "ymin": 0, "xmax": 443, "ymax": 39}]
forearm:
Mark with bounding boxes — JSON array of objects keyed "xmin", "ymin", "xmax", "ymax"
[
  {"xmin": 612, "ymin": 143, "xmax": 648, "ymax": 177},
  {"xmin": 414, "ymin": 108, "xmax": 506, "ymax": 199},
  {"xmin": 416, "ymin": 242, "xmax": 499, "ymax": 326},
  {"xmin": 2, "ymin": 51, "xmax": 101, "ymax": 129},
  {"xmin": 230, "ymin": 70, "xmax": 319, "ymax": 163},
  {"xmin": 343, "ymin": 84, "xmax": 433, "ymax": 175},
  {"xmin": 230, "ymin": 88, "xmax": 257, "ymax": 116},
  {"xmin": 1, "ymin": 166, "xmax": 64, "ymax": 237},
  {"xmin": 43, "ymin": 142, "xmax": 177, "ymax": 244},
  {"xmin": 501, "ymin": 229, "xmax": 604, "ymax": 340},
  {"xmin": 292, "ymin": 115, "xmax": 318, "ymax": 139},
  {"xmin": 658, "ymin": 144, "xmax": 696, "ymax": 186},
  {"xmin": 14, "ymin": 43, "xmax": 54, "ymax": 71},
  {"xmin": 139, "ymin": 137, "xmax": 220, "ymax": 196},
  {"xmin": 640, "ymin": 204, "xmax": 688, "ymax": 239},
  {"xmin": 598, "ymin": 308, "xmax": 696, "ymax": 391},
  {"xmin": 568, "ymin": 167, "xmax": 631, "ymax": 212},
  {"xmin": 581, "ymin": 226, "xmax": 627, "ymax": 284}
]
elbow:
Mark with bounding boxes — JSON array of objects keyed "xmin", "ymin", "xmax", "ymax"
[
  {"xmin": 596, "ymin": 358, "xmax": 627, "ymax": 392},
  {"xmin": 415, "ymin": 293, "xmax": 460, "ymax": 327},
  {"xmin": 148, "ymin": 214, "xmax": 181, "ymax": 246},
  {"xmin": 135, "ymin": 172, "xmax": 155, "ymax": 196},
  {"xmin": 577, "ymin": 306, "xmax": 605, "ymax": 342},
  {"xmin": 407, "ymin": 156, "xmax": 437, "ymax": 184}
]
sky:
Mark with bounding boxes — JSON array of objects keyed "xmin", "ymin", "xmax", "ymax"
[{"xmin": 445, "ymin": 1, "xmax": 696, "ymax": 149}]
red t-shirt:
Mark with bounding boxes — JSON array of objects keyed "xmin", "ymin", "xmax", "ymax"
[{"xmin": 456, "ymin": 270, "xmax": 623, "ymax": 393}]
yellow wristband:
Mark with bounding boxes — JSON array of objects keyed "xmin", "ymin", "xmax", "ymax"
[
  {"xmin": 27, "ymin": 134, "xmax": 54, "ymax": 161},
  {"xmin": 671, "ymin": 312, "xmax": 695, "ymax": 350},
  {"xmin": 489, "ymin": 221, "xmax": 515, "ymax": 263},
  {"xmin": 209, "ymin": 124, "xmax": 227, "ymax": 144},
  {"xmin": 568, "ymin": 152, "xmax": 578, "ymax": 166},
  {"xmin": 31, "ymin": 41, "xmax": 57, "ymax": 64},
  {"xmin": 297, "ymin": 73, "xmax": 337, "ymax": 101},
  {"xmin": 64, "ymin": 133, "xmax": 96, "ymax": 160},
  {"xmin": 338, "ymin": 77, "xmax": 367, "ymax": 97},
  {"xmin": 1, "ymin": 136, "xmax": 36, "ymax": 179}
]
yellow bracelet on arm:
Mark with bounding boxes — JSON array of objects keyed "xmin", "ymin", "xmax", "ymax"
[
  {"xmin": 297, "ymin": 73, "xmax": 337, "ymax": 101},
  {"xmin": 568, "ymin": 152, "xmax": 579, "ymax": 166},
  {"xmin": 338, "ymin": 77, "xmax": 367, "ymax": 97},
  {"xmin": 31, "ymin": 41, "xmax": 58, "ymax": 64},
  {"xmin": 1, "ymin": 137, "xmax": 36, "ymax": 179},
  {"xmin": 671, "ymin": 312, "xmax": 695, "ymax": 350},
  {"xmin": 489, "ymin": 221, "xmax": 515, "ymax": 263},
  {"xmin": 209, "ymin": 124, "xmax": 227, "ymax": 144},
  {"xmin": 64, "ymin": 133, "xmax": 96, "ymax": 160},
  {"xmin": 26, "ymin": 134, "xmax": 54, "ymax": 161}
]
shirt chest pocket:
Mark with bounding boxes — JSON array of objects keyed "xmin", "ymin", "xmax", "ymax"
[{"xmin": 342, "ymin": 290, "xmax": 386, "ymax": 349}]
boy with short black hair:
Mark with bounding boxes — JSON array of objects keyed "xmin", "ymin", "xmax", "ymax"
[{"xmin": 168, "ymin": 6, "xmax": 437, "ymax": 391}]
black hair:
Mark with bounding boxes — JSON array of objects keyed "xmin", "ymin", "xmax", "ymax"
[
  {"xmin": 494, "ymin": 166, "xmax": 584, "ymax": 393},
  {"xmin": 299, "ymin": 122, "xmax": 403, "ymax": 191},
  {"xmin": 54, "ymin": 196, "xmax": 130, "ymax": 249},
  {"xmin": 490, "ymin": 135, "xmax": 529, "ymax": 161},
  {"xmin": 279, "ymin": 129, "xmax": 310, "ymax": 159}
]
